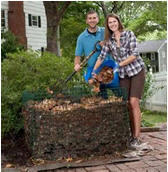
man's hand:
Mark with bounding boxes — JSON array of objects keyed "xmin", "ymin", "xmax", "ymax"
[
  {"xmin": 99, "ymin": 41, "xmax": 105, "ymax": 47},
  {"xmin": 74, "ymin": 64, "xmax": 81, "ymax": 72}
]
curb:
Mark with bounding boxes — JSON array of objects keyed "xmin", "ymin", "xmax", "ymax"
[{"xmin": 141, "ymin": 127, "xmax": 167, "ymax": 132}]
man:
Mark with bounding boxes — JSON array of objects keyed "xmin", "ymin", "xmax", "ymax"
[
  {"xmin": 74, "ymin": 10, "xmax": 105, "ymax": 72},
  {"xmin": 74, "ymin": 10, "xmax": 116, "ymax": 96}
]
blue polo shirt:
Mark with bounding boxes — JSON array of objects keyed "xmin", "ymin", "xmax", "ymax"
[{"xmin": 75, "ymin": 27, "xmax": 111, "ymax": 67}]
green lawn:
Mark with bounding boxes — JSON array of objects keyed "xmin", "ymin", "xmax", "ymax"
[{"xmin": 141, "ymin": 110, "xmax": 167, "ymax": 127}]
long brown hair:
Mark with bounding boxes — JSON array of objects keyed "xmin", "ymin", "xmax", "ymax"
[{"xmin": 104, "ymin": 13, "xmax": 124, "ymax": 41}]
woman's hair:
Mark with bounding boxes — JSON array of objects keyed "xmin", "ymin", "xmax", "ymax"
[{"xmin": 104, "ymin": 13, "xmax": 124, "ymax": 41}]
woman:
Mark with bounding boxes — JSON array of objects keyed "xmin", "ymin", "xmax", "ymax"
[{"xmin": 93, "ymin": 13, "xmax": 145, "ymax": 148}]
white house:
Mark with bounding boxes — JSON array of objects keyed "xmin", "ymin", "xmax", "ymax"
[
  {"xmin": 138, "ymin": 40, "xmax": 167, "ymax": 112},
  {"xmin": 1, "ymin": 1, "xmax": 47, "ymax": 51}
]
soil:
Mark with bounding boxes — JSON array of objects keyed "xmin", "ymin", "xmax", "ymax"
[{"xmin": 1, "ymin": 130, "xmax": 33, "ymax": 168}]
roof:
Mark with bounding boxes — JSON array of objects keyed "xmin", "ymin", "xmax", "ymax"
[{"xmin": 137, "ymin": 39, "xmax": 167, "ymax": 53}]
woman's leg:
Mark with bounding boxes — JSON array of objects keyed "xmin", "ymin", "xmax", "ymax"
[{"xmin": 129, "ymin": 97, "xmax": 141, "ymax": 138}]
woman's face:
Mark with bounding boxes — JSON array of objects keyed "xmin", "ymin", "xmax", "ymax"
[{"xmin": 108, "ymin": 17, "xmax": 119, "ymax": 32}]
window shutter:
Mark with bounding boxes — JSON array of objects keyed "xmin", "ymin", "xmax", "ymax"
[
  {"xmin": 38, "ymin": 16, "xmax": 41, "ymax": 28},
  {"xmin": 28, "ymin": 14, "xmax": 32, "ymax": 26}
]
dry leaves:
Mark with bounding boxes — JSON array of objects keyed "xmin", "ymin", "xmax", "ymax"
[
  {"xmin": 5, "ymin": 163, "xmax": 15, "ymax": 168},
  {"xmin": 66, "ymin": 157, "xmax": 73, "ymax": 162},
  {"xmin": 31, "ymin": 158, "xmax": 45, "ymax": 165}
]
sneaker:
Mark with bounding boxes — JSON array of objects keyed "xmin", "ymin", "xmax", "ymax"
[{"xmin": 129, "ymin": 137, "xmax": 143, "ymax": 150}]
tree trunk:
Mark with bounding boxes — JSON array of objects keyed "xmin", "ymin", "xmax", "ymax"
[
  {"xmin": 56, "ymin": 25, "xmax": 61, "ymax": 56},
  {"xmin": 46, "ymin": 24, "xmax": 59, "ymax": 55},
  {"xmin": 43, "ymin": 2, "xmax": 71, "ymax": 56}
]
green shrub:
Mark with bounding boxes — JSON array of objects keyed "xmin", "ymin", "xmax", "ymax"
[
  {"xmin": 1, "ymin": 31, "xmax": 24, "ymax": 61},
  {"xmin": 2, "ymin": 50, "xmax": 87, "ymax": 137}
]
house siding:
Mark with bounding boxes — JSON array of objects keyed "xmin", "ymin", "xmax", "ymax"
[
  {"xmin": 158, "ymin": 43, "xmax": 167, "ymax": 72},
  {"xmin": 23, "ymin": 1, "xmax": 47, "ymax": 51}
]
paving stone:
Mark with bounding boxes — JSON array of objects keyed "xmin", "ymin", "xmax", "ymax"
[
  {"xmin": 85, "ymin": 165, "xmax": 107, "ymax": 171},
  {"xmin": 154, "ymin": 165, "xmax": 167, "ymax": 172},
  {"xmin": 142, "ymin": 156, "xmax": 158, "ymax": 161},
  {"xmin": 124, "ymin": 161, "xmax": 149, "ymax": 168},
  {"xmin": 154, "ymin": 154, "xmax": 167, "ymax": 160},
  {"xmin": 120, "ymin": 169, "xmax": 136, "ymax": 172},
  {"xmin": 162, "ymin": 159, "xmax": 167, "ymax": 163},
  {"xmin": 135, "ymin": 167, "xmax": 159, "ymax": 172},
  {"xmin": 106, "ymin": 164, "xmax": 121, "ymax": 172},
  {"xmin": 87, "ymin": 170, "xmax": 109, "ymax": 172},
  {"xmin": 115, "ymin": 163, "xmax": 130, "ymax": 170},
  {"xmin": 144, "ymin": 160, "xmax": 166, "ymax": 167},
  {"xmin": 75, "ymin": 168, "xmax": 87, "ymax": 172},
  {"xmin": 65, "ymin": 169, "xmax": 76, "ymax": 172}
]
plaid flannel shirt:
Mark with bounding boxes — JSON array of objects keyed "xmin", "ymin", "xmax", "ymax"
[{"xmin": 98, "ymin": 30, "xmax": 145, "ymax": 78}]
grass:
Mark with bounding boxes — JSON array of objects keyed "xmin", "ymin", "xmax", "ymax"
[{"xmin": 141, "ymin": 109, "xmax": 167, "ymax": 127}]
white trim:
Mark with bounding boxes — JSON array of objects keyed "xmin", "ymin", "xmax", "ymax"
[{"xmin": 158, "ymin": 40, "xmax": 167, "ymax": 52}]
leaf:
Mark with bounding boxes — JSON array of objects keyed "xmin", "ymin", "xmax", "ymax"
[
  {"xmin": 5, "ymin": 163, "xmax": 15, "ymax": 168},
  {"xmin": 75, "ymin": 159, "xmax": 83, "ymax": 163},
  {"xmin": 66, "ymin": 157, "xmax": 73, "ymax": 162},
  {"xmin": 31, "ymin": 158, "xmax": 45, "ymax": 165}
]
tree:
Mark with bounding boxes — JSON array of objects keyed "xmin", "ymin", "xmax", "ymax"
[
  {"xmin": 126, "ymin": 1, "xmax": 167, "ymax": 39},
  {"xmin": 60, "ymin": 1, "xmax": 100, "ymax": 60},
  {"xmin": 94, "ymin": 1, "xmax": 125, "ymax": 18},
  {"xmin": 43, "ymin": 1, "xmax": 71, "ymax": 56}
]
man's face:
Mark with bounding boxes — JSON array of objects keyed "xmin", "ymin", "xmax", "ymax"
[{"xmin": 86, "ymin": 13, "xmax": 99, "ymax": 29}]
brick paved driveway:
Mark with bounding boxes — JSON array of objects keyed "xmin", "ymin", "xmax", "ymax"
[
  {"xmin": 54, "ymin": 131, "xmax": 167, "ymax": 172},
  {"xmin": 2, "ymin": 130, "xmax": 167, "ymax": 172}
]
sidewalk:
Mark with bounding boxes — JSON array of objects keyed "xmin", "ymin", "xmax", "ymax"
[{"xmin": 2, "ymin": 130, "xmax": 167, "ymax": 172}]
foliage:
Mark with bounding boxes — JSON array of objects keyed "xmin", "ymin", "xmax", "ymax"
[
  {"xmin": 138, "ymin": 30, "xmax": 167, "ymax": 41},
  {"xmin": 141, "ymin": 72, "xmax": 154, "ymax": 108},
  {"xmin": 1, "ymin": 31, "xmax": 24, "ymax": 61},
  {"xmin": 141, "ymin": 110, "xmax": 167, "ymax": 127},
  {"xmin": 1, "ymin": 50, "xmax": 87, "ymax": 137},
  {"xmin": 141, "ymin": 71, "xmax": 165, "ymax": 109},
  {"xmin": 127, "ymin": 1, "xmax": 167, "ymax": 38},
  {"xmin": 60, "ymin": 1, "xmax": 100, "ymax": 61},
  {"xmin": 60, "ymin": 1, "xmax": 167, "ymax": 61}
]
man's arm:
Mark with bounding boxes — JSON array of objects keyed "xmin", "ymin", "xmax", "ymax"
[{"xmin": 74, "ymin": 56, "xmax": 81, "ymax": 72}]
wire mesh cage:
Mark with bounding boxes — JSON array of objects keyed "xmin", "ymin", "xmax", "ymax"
[{"xmin": 22, "ymin": 86, "xmax": 130, "ymax": 160}]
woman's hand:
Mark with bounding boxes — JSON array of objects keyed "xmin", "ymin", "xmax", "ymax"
[{"xmin": 92, "ymin": 70, "xmax": 98, "ymax": 79}]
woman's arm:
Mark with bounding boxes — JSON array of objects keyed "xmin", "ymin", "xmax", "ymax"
[
  {"xmin": 93, "ymin": 58, "xmax": 104, "ymax": 71},
  {"xmin": 119, "ymin": 31, "xmax": 138, "ymax": 67},
  {"xmin": 93, "ymin": 42, "xmax": 110, "ymax": 72},
  {"xmin": 119, "ymin": 55, "xmax": 136, "ymax": 67}
]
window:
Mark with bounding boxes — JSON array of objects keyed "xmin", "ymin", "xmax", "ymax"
[
  {"xmin": 143, "ymin": 52, "xmax": 159, "ymax": 73},
  {"xmin": 28, "ymin": 14, "xmax": 41, "ymax": 27},
  {"xmin": 1, "ymin": 9, "xmax": 6, "ymax": 32},
  {"xmin": 151, "ymin": 53, "xmax": 155, "ymax": 61},
  {"xmin": 32, "ymin": 16, "xmax": 38, "ymax": 26}
]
